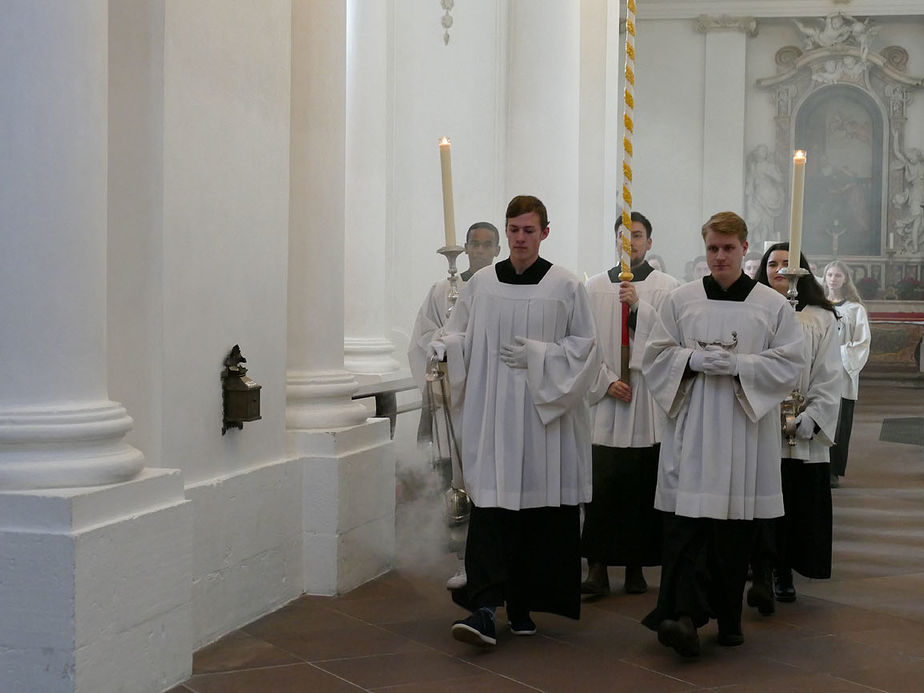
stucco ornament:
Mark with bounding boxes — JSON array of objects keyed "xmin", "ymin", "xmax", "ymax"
[
  {"xmin": 891, "ymin": 132, "xmax": 924, "ymax": 253},
  {"xmin": 794, "ymin": 12, "xmax": 878, "ymax": 60},
  {"xmin": 441, "ymin": 0, "xmax": 454, "ymax": 45}
]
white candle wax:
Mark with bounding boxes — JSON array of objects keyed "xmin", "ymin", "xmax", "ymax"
[
  {"xmin": 889, "ymin": 232, "xmax": 895, "ymax": 249},
  {"xmin": 789, "ymin": 150, "xmax": 806, "ymax": 266},
  {"xmin": 438, "ymin": 138, "xmax": 456, "ymax": 247}
]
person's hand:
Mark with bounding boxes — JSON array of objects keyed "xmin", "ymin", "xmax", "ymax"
[
  {"xmin": 795, "ymin": 413, "xmax": 815, "ymax": 440},
  {"xmin": 689, "ymin": 346, "xmax": 738, "ymax": 375},
  {"xmin": 428, "ymin": 340, "xmax": 447, "ymax": 361},
  {"xmin": 705, "ymin": 350, "xmax": 738, "ymax": 376},
  {"xmin": 500, "ymin": 336, "xmax": 528, "ymax": 369},
  {"xmin": 618, "ymin": 282, "xmax": 638, "ymax": 307},
  {"xmin": 607, "ymin": 380, "xmax": 632, "ymax": 402}
]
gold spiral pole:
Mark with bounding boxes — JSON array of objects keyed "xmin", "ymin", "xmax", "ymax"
[{"xmin": 618, "ymin": 0, "xmax": 637, "ymax": 282}]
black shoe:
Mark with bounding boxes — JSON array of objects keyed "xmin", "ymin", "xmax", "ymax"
[
  {"xmin": 508, "ymin": 612, "xmax": 537, "ymax": 636},
  {"xmin": 581, "ymin": 561, "xmax": 610, "ymax": 597},
  {"xmin": 451, "ymin": 609, "xmax": 496, "ymax": 646},
  {"xmin": 773, "ymin": 569, "xmax": 796, "ymax": 603},
  {"xmin": 746, "ymin": 580, "xmax": 775, "ymax": 615},
  {"xmin": 657, "ymin": 616, "xmax": 700, "ymax": 657},
  {"xmin": 624, "ymin": 565, "xmax": 648, "ymax": 594},
  {"xmin": 717, "ymin": 630, "xmax": 745, "ymax": 646}
]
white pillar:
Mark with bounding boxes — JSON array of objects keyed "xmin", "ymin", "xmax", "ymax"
[
  {"xmin": 0, "ymin": 2, "xmax": 143, "ymax": 491},
  {"xmin": 505, "ymin": 0, "xmax": 581, "ymax": 270},
  {"xmin": 288, "ymin": 0, "xmax": 395, "ymax": 595},
  {"xmin": 343, "ymin": 0, "xmax": 401, "ymax": 378},
  {"xmin": 0, "ymin": 5, "xmax": 190, "ymax": 692},
  {"xmin": 696, "ymin": 16, "xmax": 756, "ymax": 216}
]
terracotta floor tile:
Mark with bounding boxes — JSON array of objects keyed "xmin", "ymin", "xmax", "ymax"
[
  {"xmin": 370, "ymin": 672, "xmax": 541, "ymax": 691},
  {"xmin": 192, "ymin": 629, "xmax": 302, "ymax": 674},
  {"xmin": 834, "ymin": 656, "xmax": 924, "ymax": 693},
  {"xmin": 316, "ymin": 650, "xmax": 483, "ymax": 688},
  {"xmin": 257, "ymin": 621, "xmax": 429, "ymax": 661},
  {"xmin": 186, "ymin": 663, "xmax": 361, "ymax": 693}
]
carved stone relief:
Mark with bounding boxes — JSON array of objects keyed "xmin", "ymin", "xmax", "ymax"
[{"xmin": 755, "ymin": 11, "xmax": 924, "ymax": 269}]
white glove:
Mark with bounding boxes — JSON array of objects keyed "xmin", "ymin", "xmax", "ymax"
[
  {"xmin": 499, "ymin": 336, "xmax": 528, "ymax": 369},
  {"xmin": 690, "ymin": 346, "xmax": 738, "ymax": 375},
  {"xmin": 795, "ymin": 413, "xmax": 815, "ymax": 440},
  {"xmin": 428, "ymin": 340, "xmax": 447, "ymax": 361},
  {"xmin": 704, "ymin": 350, "xmax": 738, "ymax": 376}
]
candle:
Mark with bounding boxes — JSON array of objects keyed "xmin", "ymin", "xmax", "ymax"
[
  {"xmin": 438, "ymin": 137, "xmax": 456, "ymax": 247},
  {"xmin": 789, "ymin": 150, "xmax": 806, "ymax": 266},
  {"xmin": 889, "ymin": 231, "xmax": 895, "ymax": 250}
]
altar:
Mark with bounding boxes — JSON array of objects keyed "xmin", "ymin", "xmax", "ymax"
[{"xmin": 866, "ymin": 300, "xmax": 924, "ymax": 373}]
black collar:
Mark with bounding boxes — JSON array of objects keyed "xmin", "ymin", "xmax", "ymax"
[
  {"xmin": 496, "ymin": 257, "xmax": 552, "ymax": 285},
  {"xmin": 703, "ymin": 272, "xmax": 755, "ymax": 301},
  {"xmin": 608, "ymin": 261, "xmax": 653, "ymax": 283}
]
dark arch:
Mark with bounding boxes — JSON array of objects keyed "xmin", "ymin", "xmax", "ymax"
[{"xmin": 794, "ymin": 84, "xmax": 884, "ymax": 257}]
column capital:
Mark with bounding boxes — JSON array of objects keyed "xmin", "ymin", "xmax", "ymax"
[{"xmin": 694, "ymin": 15, "xmax": 758, "ymax": 37}]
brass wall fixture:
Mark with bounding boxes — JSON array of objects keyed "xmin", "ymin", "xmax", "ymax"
[{"xmin": 222, "ymin": 344, "xmax": 261, "ymax": 434}]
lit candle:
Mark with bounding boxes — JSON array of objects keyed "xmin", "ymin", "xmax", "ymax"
[
  {"xmin": 438, "ymin": 137, "xmax": 456, "ymax": 247},
  {"xmin": 789, "ymin": 150, "xmax": 806, "ymax": 265}
]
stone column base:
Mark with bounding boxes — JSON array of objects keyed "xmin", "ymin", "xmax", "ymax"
[
  {"xmin": 290, "ymin": 418, "xmax": 395, "ymax": 595},
  {"xmin": 0, "ymin": 469, "xmax": 191, "ymax": 693}
]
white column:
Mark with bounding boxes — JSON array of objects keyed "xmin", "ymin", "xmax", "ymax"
[
  {"xmin": 343, "ymin": 0, "xmax": 401, "ymax": 378},
  {"xmin": 505, "ymin": 0, "xmax": 581, "ymax": 270},
  {"xmin": 696, "ymin": 16, "xmax": 756, "ymax": 216},
  {"xmin": 0, "ymin": 2, "xmax": 144, "ymax": 489},
  {"xmin": 0, "ymin": 5, "xmax": 190, "ymax": 692},
  {"xmin": 288, "ymin": 0, "xmax": 394, "ymax": 595},
  {"xmin": 288, "ymin": 0, "xmax": 369, "ymax": 429}
]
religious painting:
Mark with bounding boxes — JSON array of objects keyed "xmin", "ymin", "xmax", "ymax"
[{"xmin": 795, "ymin": 85, "xmax": 883, "ymax": 257}]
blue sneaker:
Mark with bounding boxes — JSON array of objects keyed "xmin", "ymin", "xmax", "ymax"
[{"xmin": 451, "ymin": 608, "xmax": 496, "ymax": 646}]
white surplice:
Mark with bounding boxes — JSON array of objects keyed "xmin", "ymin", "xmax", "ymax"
[
  {"xmin": 782, "ymin": 305, "xmax": 841, "ymax": 463},
  {"xmin": 642, "ymin": 281, "xmax": 804, "ymax": 520},
  {"xmin": 585, "ymin": 269, "xmax": 681, "ymax": 448},
  {"xmin": 832, "ymin": 300, "xmax": 870, "ymax": 401},
  {"xmin": 407, "ymin": 277, "xmax": 457, "ymax": 391},
  {"xmin": 441, "ymin": 265, "xmax": 600, "ymax": 510}
]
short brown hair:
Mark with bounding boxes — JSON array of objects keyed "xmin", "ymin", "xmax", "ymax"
[
  {"xmin": 506, "ymin": 195, "xmax": 549, "ymax": 230},
  {"xmin": 701, "ymin": 211, "xmax": 747, "ymax": 243}
]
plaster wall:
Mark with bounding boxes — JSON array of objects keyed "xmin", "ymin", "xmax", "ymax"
[
  {"xmin": 607, "ymin": 18, "xmax": 707, "ymax": 280},
  {"xmin": 159, "ymin": 1, "xmax": 291, "ymax": 485},
  {"xmin": 390, "ymin": 0, "xmax": 506, "ymax": 355},
  {"xmin": 108, "ymin": 0, "xmax": 303, "ymax": 652}
]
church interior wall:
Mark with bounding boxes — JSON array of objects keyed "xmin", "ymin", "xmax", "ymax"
[
  {"xmin": 614, "ymin": 18, "xmax": 708, "ymax": 280},
  {"xmin": 108, "ymin": 0, "xmax": 302, "ymax": 653},
  {"xmin": 389, "ymin": 0, "xmax": 506, "ymax": 355}
]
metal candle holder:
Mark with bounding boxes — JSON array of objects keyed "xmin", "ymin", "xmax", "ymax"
[
  {"xmin": 777, "ymin": 264, "xmax": 808, "ymax": 444},
  {"xmin": 437, "ymin": 244, "xmax": 465, "ymax": 317},
  {"xmin": 777, "ymin": 265, "xmax": 810, "ymax": 309}
]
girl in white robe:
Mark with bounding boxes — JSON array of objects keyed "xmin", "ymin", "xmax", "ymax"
[
  {"xmin": 823, "ymin": 261, "xmax": 871, "ymax": 484},
  {"xmin": 750, "ymin": 244, "xmax": 841, "ymax": 611}
]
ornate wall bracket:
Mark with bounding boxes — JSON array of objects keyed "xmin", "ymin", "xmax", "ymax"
[{"xmin": 441, "ymin": 0, "xmax": 454, "ymax": 45}]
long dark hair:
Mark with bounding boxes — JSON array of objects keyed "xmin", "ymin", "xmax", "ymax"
[{"xmin": 756, "ymin": 242, "xmax": 837, "ymax": 316}]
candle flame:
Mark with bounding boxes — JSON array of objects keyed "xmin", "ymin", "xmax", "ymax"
[
  {"xmin": 794, "ymin": 150, "xmax": 806, "ymax": 162},
  {"xmin": 439, "ymin": 137, "xmax": 450, "ymax": 146}
]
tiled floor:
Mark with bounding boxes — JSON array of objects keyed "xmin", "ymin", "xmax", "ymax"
[{"xmin": 172, "ymin": 381, "xmax": 924, "ymax": 692}]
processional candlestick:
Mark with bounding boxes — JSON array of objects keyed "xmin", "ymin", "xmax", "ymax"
[
  {"xmin": 779, "ymin": 149, "xmax": 809, "ymax": 445},
  {"xmin": 616, "ymin": 0, "xmax": 639, "ymax": 379}
]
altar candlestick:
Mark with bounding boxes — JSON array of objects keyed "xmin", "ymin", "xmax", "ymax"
[
  {"xmin": 439, "ymin": 137, "xmax": 456, "ymax": 247},
  {"xmin": 789, "ymin": 150, "xmax": 806, "ymax": 264}
]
